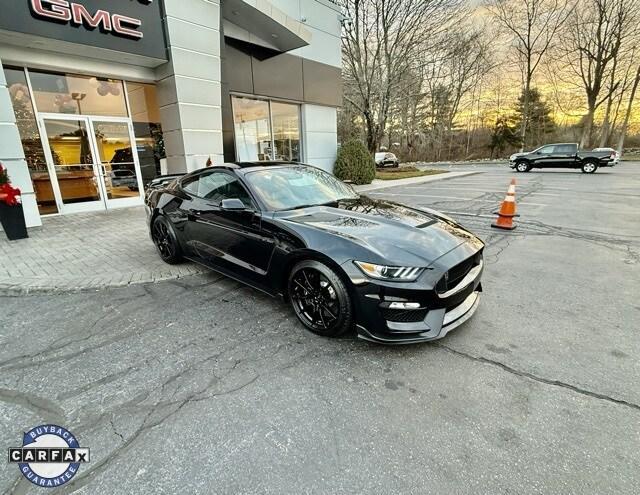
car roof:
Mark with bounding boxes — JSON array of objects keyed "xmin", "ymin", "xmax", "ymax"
[
  {"xmin": 181, "ymin": 162, "xmax": 307, "ymax": 179},
  {"xmin": 234, "ymin": 161, "xmax": 297, "ymax": 168}
]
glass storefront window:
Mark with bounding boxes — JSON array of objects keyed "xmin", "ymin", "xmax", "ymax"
[
  {"xmin": 232, "ymin": 97, "xmax": 273, "ymax": 161},
  {"xmin": 232, "ymin": 96, "xmax": 301, "ymax": 162},
  {"xmin": 126, "ymin": 82, "xmax": 165, "ymax": 185},
  {"xmin": 271, "ymin": 102, "xmax": 300, "ymax": 161},
  {"xmin": 3, "ymin": 67, "xmax": 57, "ymax": 214},
  {"xmin": 30, "ymin": 70, "xmax": 128, "ymax": 117}
]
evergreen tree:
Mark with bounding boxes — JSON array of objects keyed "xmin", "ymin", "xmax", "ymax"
[
  {"xmin": 489, "ymin": 117, "xmax": 521, "ymax": 157},
  {"xmin": 513, "ymin": 88, "xmax": 555, "ymax": 149}
]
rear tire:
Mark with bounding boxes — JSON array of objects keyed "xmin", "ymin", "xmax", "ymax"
[
  {"xmin": 581, "ymin": 161, "xmax": 598, "ymax": 173},
  {"xmin": 515, "ymin": 161, "xmax": 530, "ymax": 173},
  {"xmin": 151, "ymin": 215, "xmax": 183, "ymax": 264},
  {"xmin": 287, "ymin": 260, "xmax": 353, "ymax": 338}
]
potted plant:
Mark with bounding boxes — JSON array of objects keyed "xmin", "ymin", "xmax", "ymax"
[{"xmin": 0, "ymin": 162, "xmax": 28, "ymax": 240}]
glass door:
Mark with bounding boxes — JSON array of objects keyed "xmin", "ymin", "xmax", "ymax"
[
  {"xmin": 89, "ymin": 118, "xmax": 144, "ymax": 209},
  {"xmin": 38, "ymin": 115, "xmax": 144, "ymax": 213},
  {"xmin": 39, "ymin": 116, "xmax": 105, "ymax": 214}
]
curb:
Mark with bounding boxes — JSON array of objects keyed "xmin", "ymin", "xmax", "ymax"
[
  {"xmin": 354, "ymin": 170, "xmax": 483, "ymax": 193},
  {"xmin": 0, "ymin": 267, "xmax": 206, "ymax": 297}
]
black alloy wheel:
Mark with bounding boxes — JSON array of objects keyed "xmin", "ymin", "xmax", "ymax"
[
  {"xmin": 152, "ymin": 216, "xmax": 183, "ymax": 264},
  {"xmin": 515, "ymin": 161, "xmax": 530, "ymax": 173},
  {"xmin": 581, "ymin": 161, "xmax": 598, "ymax": 173},
  {"xmin": 288, "ymin": 260, "xmax": 353, "ymax": 337}
]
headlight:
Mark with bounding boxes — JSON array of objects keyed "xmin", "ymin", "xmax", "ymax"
[{"xmin": 353, "ymin": 261, "xmax": 423, "ymax": 281}]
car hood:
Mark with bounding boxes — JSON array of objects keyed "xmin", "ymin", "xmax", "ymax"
[{"xmin": 279, "ymin": 196, "xmax": 483, "ymax": 266}]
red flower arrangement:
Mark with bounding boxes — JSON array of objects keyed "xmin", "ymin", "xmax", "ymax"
[{"xmin": 0, "ymin": 162, "xmax": 22, "ymax": 206}]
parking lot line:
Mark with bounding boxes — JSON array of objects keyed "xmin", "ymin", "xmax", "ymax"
[
  {"xmin": 369, "ymin": 192, "xmax": 548, "ymax": 207},
  {"xmin": 441, "ymin": 211, "xmax": 498, "ymax": 219},
  {"xmin": 408, "ymin": 187, "xmax": 562, "ymax": 197}
]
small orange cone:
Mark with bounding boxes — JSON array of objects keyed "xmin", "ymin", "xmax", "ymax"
[{"xmin": 491, "ymin": 179, "xmax": 518, "ymax": 230}]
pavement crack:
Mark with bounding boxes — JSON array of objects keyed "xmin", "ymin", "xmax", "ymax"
[
  {"xmin": 109, "ymin": 416, "xmax": 125, "ymax": 443},
  {"xmin": 436, "ymin": 344, "xmax": 640, "ymax": 412},
  {"xmin": 0, "ymin": 387, "xmax": 66, "ymax": 424}
]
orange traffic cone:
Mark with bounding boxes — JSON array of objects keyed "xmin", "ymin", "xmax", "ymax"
[
  {"xmin": 506, "ymin": 178, "xmax": 516, "ymax": 196},
  {"xmin": 491, "ymin": 179, "xmax": 518, "ymax": 230}
]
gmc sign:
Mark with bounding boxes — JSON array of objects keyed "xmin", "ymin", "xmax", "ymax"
[
  {"xmin": 0, "ymin": 0, "xmax": 167, "ymax": 60},
  {"xmin": 30, "ymin": 0, "xmax": 151, "ymax": 39}
]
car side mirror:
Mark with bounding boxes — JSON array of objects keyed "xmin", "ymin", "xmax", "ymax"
[{"xmin": 220, "ymin": 198, "xmax": 247, "ymax": 210}]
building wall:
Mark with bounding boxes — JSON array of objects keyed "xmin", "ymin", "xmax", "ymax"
[
  {"xmin": 156, "ymin": 0, "xmax": 224, "ymax": 173},
  {"xmin": 272, "ymin": 0, "xmax": 342, "ymax": 68},
  {"xmin": 221, "ymin": 0, "xmax": 342, "ymax": 171},
  {"xmin": 0, "ymin": 57, "xmax": 41, "ymax": 228},
  {"xmin": 302, "ymin": 104, "xmax": 338, "ymax": 172}
]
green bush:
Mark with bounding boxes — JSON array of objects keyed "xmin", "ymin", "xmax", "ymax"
[{"xmin": 334, "ymin": 140, "xmax": 375, "ymax": 185}]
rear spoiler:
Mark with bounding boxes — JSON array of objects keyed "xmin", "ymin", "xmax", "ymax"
[{"xmin": 145, "ymin": 174, "xmax": 184, "ymax": 191}]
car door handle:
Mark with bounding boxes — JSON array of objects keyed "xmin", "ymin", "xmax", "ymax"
[{"xmin": 187, "ymin": 211, "xmax": 200, "ymax": 221}]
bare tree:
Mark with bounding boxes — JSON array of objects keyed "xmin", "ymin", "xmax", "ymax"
[
  {"xmin": 488, "ymin": 0, "xmax": 572, "ymax": 149},
  {"xmin": 563, "ymin": 0, "xmax": 637, "ymax": 148},
  {"xmin": 340, "ymin": 0, "xmax": 461, "ymax": 153},
  {"xmin": 616, "ymin": 63, "xmax": 640, "ymax": 154}
]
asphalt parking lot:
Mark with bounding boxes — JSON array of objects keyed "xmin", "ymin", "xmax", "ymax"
[{"xmin": 1, "ymin": 162, "xmax": 639, "ymax": 494}]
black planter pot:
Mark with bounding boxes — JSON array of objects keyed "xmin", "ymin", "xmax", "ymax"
[{"xmin": 0, "ymin": 202, "xmax": 28, "ymax": 241}]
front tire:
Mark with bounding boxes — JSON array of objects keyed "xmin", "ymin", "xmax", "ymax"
[
  {"xmin": 151, "ymin": 215, "xmax": 183, "ymax": 264},
  {"xmin": 581, "ymin": 161, "xmax": 598, "ymax": 173},
  {"xmin": 287, "ymin": 260, "xmax": 353, "ymax": 337},
  {"xmin": 515, "ymin": 161, "xmax": 530, "ymax": 173}
]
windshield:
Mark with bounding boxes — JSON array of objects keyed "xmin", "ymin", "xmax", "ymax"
[{"xmin": 244, "ymin": 165, "xmax": 359, "ymax": 211}]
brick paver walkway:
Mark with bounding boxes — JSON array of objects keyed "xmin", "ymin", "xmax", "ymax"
[{"xmin": 0, "ymin": 207, "xmax": 204, "ymax": 294}]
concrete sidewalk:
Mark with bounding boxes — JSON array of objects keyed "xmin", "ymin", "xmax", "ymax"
[
  {"xmin": 353, "ymin": 170, "xmax": 481, "ymax": 193},
  {"xmin": 0, "ymin": 207, "xmax": 203, "ymax": 294}
]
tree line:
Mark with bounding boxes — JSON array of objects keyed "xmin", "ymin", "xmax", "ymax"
[{"xmin": 338, "ymin": 0, "xmax": 640, "ymax": 161}]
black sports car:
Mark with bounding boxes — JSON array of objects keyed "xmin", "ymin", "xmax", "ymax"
[{"xmin": 145, "ymin": 162, "xmax": 484, "ymax": 344}]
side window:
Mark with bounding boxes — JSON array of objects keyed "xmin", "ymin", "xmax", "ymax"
[
  {"xmin": 181, "ymin": 172, "xmax": 223, "ymax": 197},
  {"xmin": 217, "ymin": 177, "xmax": 253, "ymax": 208},
  {"xmin": 538, "ymin": 146, "xmax": 554, "ymax": 154},
  {"xmin": 181, "ymin": 172, "xmax": 253, "ymax": 207},
  {"xmin": 181, "ymin": 174, "xmax": 203, "ymax": 196},
  {"xmin": 556, "ymin": 144, "xmax": 576, "ymax": 153}
]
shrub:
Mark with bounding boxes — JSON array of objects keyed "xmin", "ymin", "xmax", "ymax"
[{"xmin": 334, "ymin": 140, "xmax": 375, "ymax": 185}]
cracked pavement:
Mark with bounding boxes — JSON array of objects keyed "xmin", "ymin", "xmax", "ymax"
[{"xmin": 1, "ymin": 163, "xmax": 639, "ymax": 494}]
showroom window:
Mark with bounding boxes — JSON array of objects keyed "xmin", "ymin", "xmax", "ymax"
[
  {"xmin": 29, "ymin": 70, "xmax": 128, "ymax": 117},
  {"xmin": 126, "ymin": 82, "xmax": 166, "ymax": 183},
  {"xmin": 3, "ymin": 67, "xmax": 57, "ymax": 214},
  {"xmin": 232, "ymin": 96, "xmax": 300, "ymax": 162}
]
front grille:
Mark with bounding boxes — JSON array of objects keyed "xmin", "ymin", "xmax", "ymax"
[
  {"xmin": 436, "ymin": 251, "xmax": 482, "ymax": 293},
  {"xmin": 380, "ymin": 307, "xmax": 428, "ymax": 322}
]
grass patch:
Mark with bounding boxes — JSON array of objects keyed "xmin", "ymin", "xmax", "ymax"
[
  {"xmin": 375, "ymin": 167, "xmax": 447, "ymax": 180},
  {"xmin": 621, "ymin": 153, "xmax": 640, "ymax": 161}
]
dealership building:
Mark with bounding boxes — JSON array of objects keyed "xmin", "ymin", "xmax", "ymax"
[{"xmin": 0, "ymin": 0, "xmax": 342, "ymax": 228}]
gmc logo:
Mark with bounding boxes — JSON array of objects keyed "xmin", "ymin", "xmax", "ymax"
[{"xmin": 30, "ymin": 0, "xmax": 153, "ymax": 39}]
